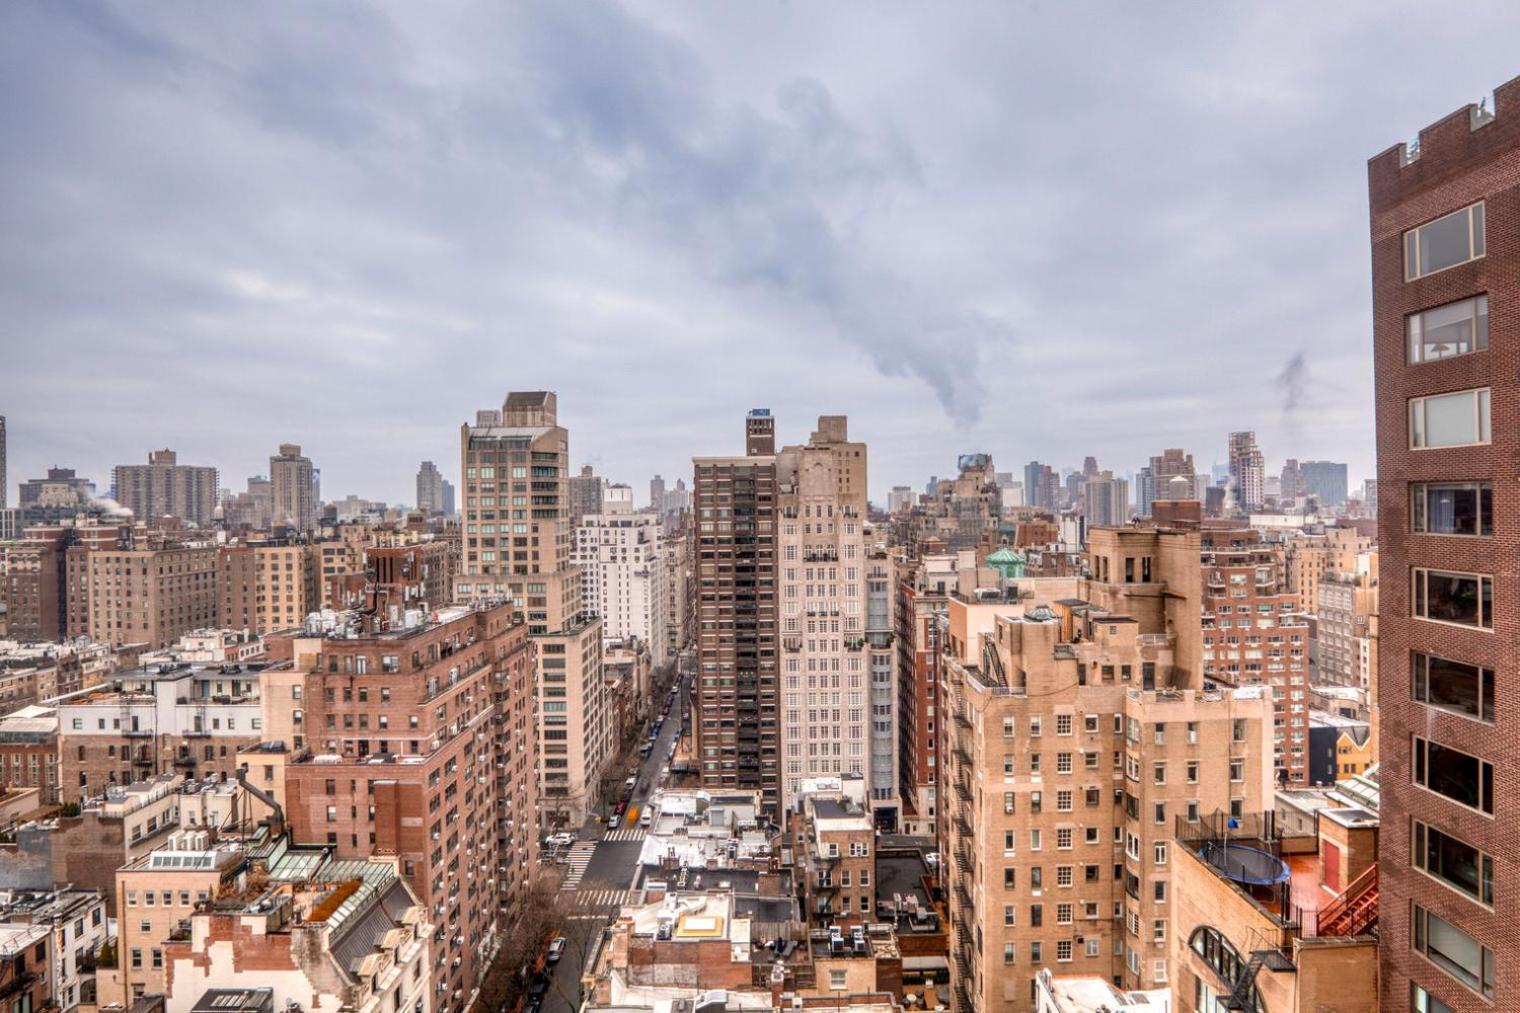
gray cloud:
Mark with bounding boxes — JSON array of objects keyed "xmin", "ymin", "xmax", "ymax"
[{"xmin": 2, "ymin": 2, "xmax": 1517, "ymax": 503}]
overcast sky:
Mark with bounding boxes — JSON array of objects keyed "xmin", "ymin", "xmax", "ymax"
[{"xmin": 3, "ymin": 4, "xmax": 1518, "ymax": 507}]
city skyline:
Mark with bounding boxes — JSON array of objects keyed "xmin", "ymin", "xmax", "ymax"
[{"xmin": 9, "ymin": 6, "xmax": 1520, "ymax": 502}]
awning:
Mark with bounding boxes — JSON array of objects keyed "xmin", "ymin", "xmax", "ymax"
[{"xmin": 902, "ymin": 956, "xmax": 951, "ymax": 971}]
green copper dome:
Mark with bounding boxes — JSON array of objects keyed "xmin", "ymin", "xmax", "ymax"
[{"xmin": 986, "ymin": 546, "xmax": 1026, "ymax": 580}]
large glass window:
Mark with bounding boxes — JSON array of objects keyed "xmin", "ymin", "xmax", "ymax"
[
  {"xmin": 1408, "ymin": 295, "xmax": 1488, "ymax": 362},
  {"xmin": 1411, "ymin": 569, "xmax": 1493, "ymax": 629},
  {"xmin": 1405, "ymin": 202, "xmax": 1486, "ymax": 280},
  {"xmin": 1411, "ymin": 902, "xmax": 1494, "ymax": 998},
  {"xmin": 1411, "ymin": 482, "xmax": 1492, "ymax": 536},
  {"xmin": 1412, "ymin": 819, "xmax": 1493, "ymax": 905},
  {"xmin": 1412, "ymin": 736, "xmax": 1493, "ymax": 814},
  {"xmin": 1413, "ymin": 653, "xmax": 1494, "ymax": 723},
  {"xmin": 1410, "ymin": 389, "xmax": 1490, "ymax": 449}
]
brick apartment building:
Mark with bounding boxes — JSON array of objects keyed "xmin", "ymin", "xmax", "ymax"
[
  {"xmin": 111, "ymin": 450, "xmax": 219, "ymax": 529},
  {"xmin": 940, "ymin": 525, "xmax": 1274, "ymax": 1012},
  {"xmin": 1199, "ymin": 526, "xmax": 1310, "ymax": 784},
  {"xmin": 1370, "ymin": 75, "xmax": 1520, "ymax": 1012},
  {"xmin": 281, "ymin": 602, "xmax": 534, "ymax": 1013},
  {"xmin": 692, "ymin": 409, "xmax": 781, "ymax": 811},
  {"xmin": 55, "ymin": 662, "xmax": 264, "ymax": 802},
  {"xmin": 82, "ymin": 545, "xmax": 219, "ymax": 649}
]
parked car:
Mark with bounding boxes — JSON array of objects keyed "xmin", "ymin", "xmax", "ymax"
[
  {"xmin": 546, "ymin": 937, "xmax": 566, "ymax": 963},
  {"xmin": 613, "ymin": 800, "xmax": 627, "ymax": 816},
  {"xmin": 609, "ymin": 813, "xmax": 622, "ymax": 829},
  {"xmin": 545, "ymin": 832, "xmax": 576, "ymax": 848},
  {"xmin": 638, "ymin": 743, "xmax": 653, "ymax": 759}
]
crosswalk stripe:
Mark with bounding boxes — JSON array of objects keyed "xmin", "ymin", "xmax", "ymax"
[{"xmin": 602, "ymin": 829, "xmax": 646, "ymax": 842}]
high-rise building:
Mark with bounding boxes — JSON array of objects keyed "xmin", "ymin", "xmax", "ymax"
[
  {"xmin": 569, "ymin": 463, "xmax": 605, "ymax": 524},
  {"xmin": 774, "ymin": 416, "xmax": 873, "ymax": 812},
  {"xmin": 1023, "ymin": 461, "xmax": 1059, "ymax": 511},
  {"xmin": 1279, "ymin": 458, "xmax": 1304, "ymax": 503},
  {"xmin": 911, "ymin": 454, "xmax": 1000, "ymax": 551},
  {"xmin": 1370, "ymin": 78, "xmax": 1518, "ymax": 1011},
  {"xmin": 280, "ymin": 602, "xmax": 535, "ymax": 1012},
  {"xmin": 416, "ymin": 459, "xmax": 451, "ymax": 516},
  {"xmin": 218, "ymin": 541, "xmax": 322, "ymax": 633},
  {"xmin": 1080, "ymin": 469, "xmax": 1129, "ymax": 527},
  {"xmin": 649, "ymin": 474, "xmax": 666, "ymax": 513},
  {"xmin": 269, "ymin": 443, "xmax": 317, "ymax": 532},
  {"xmin": 692, "ymin": 409, "xmax": 780, "ymax": 810},
  {"xmin": 1300, "ymin": 460, "xmax": 1349, "ymax": 508},
  {"xmin": 1227, "ymin": 431, "xmax": 1265, "ymax": 512},
  {"xmin": 111, "ymin": 449, "xmax": 220, "ymax": 528},
  {"xmin": 574, "ymin": 501, "xmax": 668, "ymax": 668},
  {"xmin": 0, "ymin": 414, "xmax": 6, "ymax": 510},
  {"xmin": 16, "ymin": 467, "xmax": 94, "ymax": 509},
  {"xmin": 888, "ymin": 485, "xmax": 915, "ymax": 513},
  {"xmin": 940, "ymin": 525, "xmax": 1274, "ymax": 1011},
  {"xmin": 1362, "ymin": 478, "xmax": 1378, "ymax": 515},
  {"xmin": 455, "ymin": 391, "xmax": 609, "ymax": 826},
  {"xmin": 1138, "ymin": 448, "xmax": 1197, "ymax": 517},
  {"xmin": 1200, "ymin": 526, "xmax": 1309, "ymax": 784}
]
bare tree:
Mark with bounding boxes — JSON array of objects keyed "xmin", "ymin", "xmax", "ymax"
[
  {"xmin": 546, "ymin": 893, "xmax": 620, "ymax": 1013},
  {"xmin": 475, "ymin": 874, "xmax": 564, "ymax": 1012}
]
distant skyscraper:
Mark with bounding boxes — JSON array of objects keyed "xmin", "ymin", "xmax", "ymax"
[
  {"xmin": 888, "ymin": 485, "xmax": 914, "ymax": 513},
  {"xmin": 1279, "ymin": 458, "xmax": 1304, "ymax": 502},
  {"xmin": 1081, "ymin": 455, "xmax": 1100, "ymax": 478},
  {"xmin": 1081, "ymin": 470, "xmax": 1129, "ymax": 527},
  {"xmin": 1361, "ymin": 478, "xmax": 1377, "ymax": 515},
  {"xmin": 1227, "ymin": 431, "xmax": 1265, "ymax": 511},
  {"xmin": 1023, "ymin": 460, "xmax": 1059, "ymax": 511},
  {"xmin": 649, "ymin": 473, "xmax": 666, "ymax": 513},
  {"xmin": 569, "ymin": 463, "xmax": 605, "ymax": 524},
  {"xmin": 269, "ymin": 443, "xmax": 317, "ymax": 532},
  {"xmin": 0, "ymin": 414, "xmax": 6, "ymax": 510},
  {"xmin": 1300, "ymin": 460, "xmax": 1349, "ymax": 508},
  {"xmin": 1137, "ymin": 447, "xmax": 1196, "ymax": 517},
  {"xmin": 111, "ymin": 448, "xmax": 219, "ymax": 527},
  {"xmin": 415, "ymin": 460, "xmax": 449, "ymax": 515}
]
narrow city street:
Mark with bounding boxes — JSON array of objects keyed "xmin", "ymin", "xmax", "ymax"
[{"xmin": 540, "ymin": 667, "xmax": 693, "ymax": 1013}]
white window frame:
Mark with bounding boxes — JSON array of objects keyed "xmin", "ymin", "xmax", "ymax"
[{"xmin": 1404, "ymin": 201, "xmax": 1485, "ymax": 280}]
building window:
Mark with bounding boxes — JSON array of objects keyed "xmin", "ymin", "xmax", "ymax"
[
  {"xmin": 1409, "ymin": 389, "xmax": 1490, "ymax": 449},
  {"xmin": 1411, "ymin": 482, "xmax": 1492, "ymax": 536},
  {"xmin": 1411, "ymin": 568, "xmax": 1493, "ymax": 629},
  {"xmin": 1411, "ymin": 982, "xmax": 1454, "ymax": 1013},
  {"xmin": 1056, "ymin": 940, "xmax": 1073, "ymax": 962},
  {"xmin": 829, "ymin": 969, "xmax": 847, "ymax": 990},
  {"xmin": 1404, "ymin": 202, "xmax": 1485, "ymax": 280},
  {"xmin": 1003, "ymin": 942, "xmax": 1016, "ymax": 965},
  {"xmin": 1408, "ymin": 294, "xmax": 1488, "ymax": 363},
  {"xmin": 1413, "ymin": 652, "xmax": 1494, "ymax": 723},
  {"xmin": 1412, "ymin": 819, "xmax": 1493, "ymax": 905},
  {"xmin": 1411, "ymin": 902, "xmax": 1494, "ymax": 999},
  {"xmin": 1412, "ymin": 736, "xmax": 1493, "ymax": 815}
]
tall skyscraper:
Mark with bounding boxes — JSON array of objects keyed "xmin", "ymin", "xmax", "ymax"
[
  {"xmin": 693, "ymin": 409, "xmax": 780, "ymax": 810},
  {"xmin": 269, "ymin": 443, "xmax": 317, "ymax": 532},
  {"xmin": 1300, "ymin": 460, "xmax": 1349, "ymax": 508},
  {"xmin": 774, "ymin": 416, "xmax": 872, "ymax": 812},
  {"xmin": 456, "ymin": 391, "xmax": 610, "ymax": 825},
  {"xmin": 111, "ymin": 448, "xmax": 220, "ymax": 527},
  {"xmin": 0, "ymin": 414, "xmax": 7, "ymax": 510},
  {"xmin": 416, "ymin": 459, "xmax": 450, "ymax": 515},
  {"xmin": 1227, "ymin": 431, "xmax": 1265, "ymax": 511},
  {"xmin": 1023, "ymin": 460, "xmax": 1059, "ymax": 511},
  {"xmin": 649, "ymin": 473, "xmax": 666, "ymax": 513},
  {"xmin": 1371, "ymin": 78, "xmax": 1516, "ymax": 1011}
]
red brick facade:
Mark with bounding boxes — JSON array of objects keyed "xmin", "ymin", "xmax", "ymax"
[{"xmin": 1370, "ymin": 74, "xmax": 1520, "ymax": 1013}]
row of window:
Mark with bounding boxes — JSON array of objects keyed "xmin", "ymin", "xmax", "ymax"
[{"xmin": 1400, "ymin": 201, "xmax": 1489, "ymax": 1013}]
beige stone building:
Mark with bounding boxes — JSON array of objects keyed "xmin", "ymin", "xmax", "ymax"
[
  {"xmin": 84, "ymin": 545, "xmax": 219, "ymax": 649},
  {"xmin": 268, "ymin": 444, "xmax": 317, "ymax": 533},
  {"xmin": 455, "ymin": 391, "xmax": 608, "ymax": 826},
  {"xmin": 776, "ymin": 416, "xmax": 871, "ymax": 812},
  {"xmin": 941, "ymin": 525, "xmax": 1274, "ymax": 1012}
]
